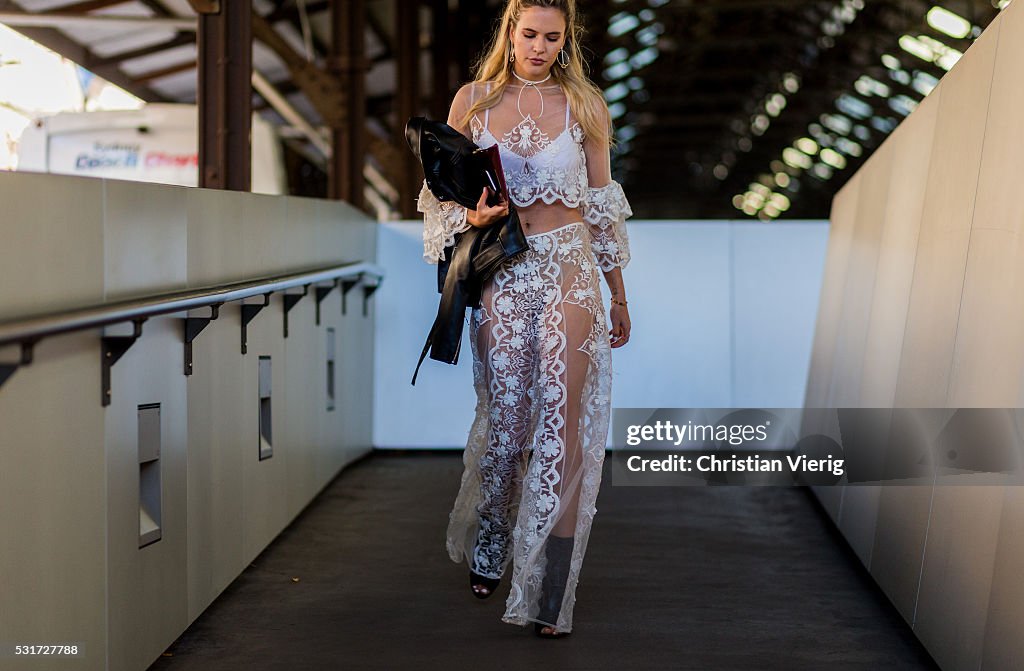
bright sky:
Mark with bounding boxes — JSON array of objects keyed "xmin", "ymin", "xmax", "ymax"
[{"xmin": 0, "ymin": 23, "xmax": 143, "ymax": 169}]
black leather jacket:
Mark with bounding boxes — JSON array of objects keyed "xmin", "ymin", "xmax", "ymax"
[{"xmin": 405, "ymin": 116, "xmax": 527, "ymax": 385}]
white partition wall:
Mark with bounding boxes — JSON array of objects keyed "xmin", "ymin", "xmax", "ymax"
[
  {"xmin": 807, "ymin": 3, "xmax": 1024, "ymax": 669},
  {"xmin": 858, "ymin": 87, "xmax": 938, "ymax": 409},
  {"xmin": 861, "ymin": 84, "xmax": 941, "ymax": 628},
  {"xmin": 0, "ymin": 172, "xmax": 378, "ymax": 671},
  {"xmin": 374, "ymin": 219, "xmax": 830, "ymax": 449}
]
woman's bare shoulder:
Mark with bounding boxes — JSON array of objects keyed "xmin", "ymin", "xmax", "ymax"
[
  {"xmin": 579, "ymin": 86, "xmax": 609, "ymax": 115},
  {"xmin": 451, "ymin": 81, "xmax": 485, "ymax": 106},
  {"xmin": 448, "ymin": 83, "xmax": 477, "ymax": 118}
]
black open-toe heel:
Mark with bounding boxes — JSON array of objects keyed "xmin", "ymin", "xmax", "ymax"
[
  {"xmin": 469, "ymin": 570, "xmax": 500, "ymax": 599},
  {"xmin": 534, "ymin": 622, "xmax": 571, "ymax": 638},
  {"xmin": 535, "ymin": 535, "xmax": 574, "ymax": 638}
]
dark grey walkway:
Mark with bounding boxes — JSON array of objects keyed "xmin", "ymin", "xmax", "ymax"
[{"xmin": 149, "ymin": 452, "xmax": 937, "ymax": 671}]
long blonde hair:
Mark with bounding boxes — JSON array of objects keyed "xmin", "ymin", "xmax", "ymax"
[{"xmin": 458, "ymin": 0, "xmax": 615, "ymax": 148}]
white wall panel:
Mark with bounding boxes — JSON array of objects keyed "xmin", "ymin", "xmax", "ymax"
[
  {"xmin": 283, "ymin": 293, "xmax": 321, "ymax": 518},
  {"xmin": 977, "ymin": 12, "xmax": 1024, "ymax": 667},
  {"xmin": 948, "ymin": 0, "xmax": 1024, "ymax": 407},
  {"xmin": 104, "ymin": 180, "xmax": 188, "ymax": 300},
  {"xmin": 315, "ymin": 291, "xmax": 346, "ymax": 490},
  {"xmin": 981, "ymin": 482, "xmax": 1024, "ymax": 668},
  {"xmin": 105, "ymin": 318, "xmax": 189, "ymax": 671},
  {"xmin": 828, "ymin": 145, "xmax": 892, "ymax": 409},
  {"xmin": 732, "ymin": 222, "xmax": 829, "ymax": 408},
  {"xmin": 870, "ymin": 483, "xmax": 933, "ymax": 624},
  {"xmin": 185, "ymin": 187, "xmax": 249, "ymax": 287},
  {"xmin": 609, "ymin": 222, "xmax": 733, "ymax": 409},
  {"xmin": 914, "ymin": 481, "xmax": 1004, "ymax": 671},
  {"xmin": 894, "ymin": 22, "xmax": 999, "ymax": 408},
  {"xmin": 284, "ymin": 196, "xmax": 321, "ymax": 272},
  {"xmin": 339, "ymin": 286, "xmax": 376, "ymax": 460},
  {"xmin": 185, "ymin": 304, "xmax": 248, "ymax": 621},
  {"xmin": 898, "ymin": 23, "xmax": 1002, "ymax": 671},
  {"xmin": 949, "ymin": 228, "xmax": 1022, "ymax": 405},
  {"xmin": 828, "ymin": 143, "xmax": 895, "ymax": 567},
  {"xmin": 855, "ymin": 86, "xmax": 940, "ymax": 627},
  {"xmin": 372, "ymin": 222, "xmax": 476, "ymax": 449},
  {"xmin": 0, "ymin": 173, "xmax": 105, "ymax": 315},
  {"xmin": 804, "ymin": 176, "xmax": 861, "ymax": 523},
  {"xmin": 0, "ymin": 333, "xmax": 106, "ymax": 671},
  {"xmin": 243, "ymin": 193, "xmax": 293, "ymax": 276},
  {"xmin": 239, "ymin": 298, "xmax": 293, "ymax": 562},
  {"xmin": 859, "ymin": 88, "xmax": 939, "ymax": 407},
  {"xmin": 804, "ymin": 173, "xmax": 860, "ymax": 411}
]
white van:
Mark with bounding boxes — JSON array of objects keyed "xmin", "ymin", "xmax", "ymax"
[{"xmin": 16, "ymin": 102, "xmax": 286, "ymax": 194}]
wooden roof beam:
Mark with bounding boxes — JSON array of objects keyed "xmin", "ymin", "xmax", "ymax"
[
  {"xmin": 131, "ymin": 59, "xmax": 195, "ymax": 84},
  {"xmin": 0, "ymin": 0, "xmax": 164, "ymax": 101},
  {"xmin": 48, "ymin": 0, "xmax": 133, "ymax": 13},
  {"xmin": 87, "ymin": 32, "xmax": 196, "ymax": 68}
]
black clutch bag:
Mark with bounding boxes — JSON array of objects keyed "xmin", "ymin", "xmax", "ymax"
[
  {"xmin": 463, "ymin": 143, "xmax": 524, "ymax": 281},
  {"xmin": 404, "ymin": 116, "xmax": 527, "ymax": 290},
  {"xmin": 475, "ymin": 144, "xmax": 508, "ymax": 207}
]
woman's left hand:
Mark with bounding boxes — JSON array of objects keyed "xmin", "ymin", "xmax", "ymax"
[{"xmin": 609, "ymin": 303, "xmax": 631, "ymax": 348}]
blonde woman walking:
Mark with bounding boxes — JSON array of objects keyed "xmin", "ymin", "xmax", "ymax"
[{"xmin": 417, "ymin": 0, "xmax": 633, "ymax": 638}]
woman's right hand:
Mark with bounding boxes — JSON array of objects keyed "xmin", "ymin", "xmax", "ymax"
[{"xmin": 467, "ymin": 187, "xmax": 509, "ymax": 228}]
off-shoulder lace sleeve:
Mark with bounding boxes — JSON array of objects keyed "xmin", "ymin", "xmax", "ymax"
[
  {"xmin": 582, "ymin": 181, "xmax": 632, "ymax": 271},
  {"xmin": 417, "ymin": 180, "xmax": 471, "ymax": 264},
  {"xmin": 417, "ymin": 82, "xmax": 480, "ymax": 264},
  {"xmin": 581, "ymin": 98, "xmax": 633, "ymax": 272}
]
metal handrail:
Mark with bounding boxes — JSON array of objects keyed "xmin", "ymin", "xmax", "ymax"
[
  {"xmin": 0, "ymin": 261, "xmax": 382, "ymax": 346},
  {"xmin": 0, "ymin": 261, "xmax": 385, "ymax": 405}
]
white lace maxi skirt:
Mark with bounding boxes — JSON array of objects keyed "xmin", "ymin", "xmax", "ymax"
[{"xmin": 445, "ymin": 221, "xmax": 612, "ymax": 633}]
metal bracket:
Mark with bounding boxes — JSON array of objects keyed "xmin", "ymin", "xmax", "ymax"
[
  {"xmin": 0, "ymin": 364, "xmax": 15, "ymax": 388},
  {"xmin": 340, "ymin": 278, "xmax": 359, "ymax": 315},
  {"xmin": 0, "ymin": 341, "xmax": 34, "ymax": 391},
  {"xmin": 362, "ymin": 279, "xmax": 381, "ymax": 317},
  {"xmin": 282, "ymin": 284, "xmax": 309, "ymax": 338},
  {"xmin": 102, "ymin": 319, "xmax": 145, "ymax": 407},
  {"xmin": 315, "ymin": 283, "xmax": 334, "ymax": 326},
  {"xmin": 241, "ymin": 293, "xmax": 272, "ymax": 355},
  {"xmin": 183, "ymin": 303, "xmax": 221, "ymax": 376}
]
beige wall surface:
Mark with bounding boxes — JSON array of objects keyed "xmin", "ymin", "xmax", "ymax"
[
  {"xmin": 807, "ymin": 4, "xmax": 1024, "ymax": 670},
  {"xmin": 0, "ymin": 333, "xmax": 107, "ymax": 671},
  {"xmin": 0, "ymin": 173, "xmax": 378, "ymax": 671}
]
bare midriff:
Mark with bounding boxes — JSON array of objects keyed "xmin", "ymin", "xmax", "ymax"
[{"xmin": 516, "ymin": 200, "xmax": 582, "ymax": 235}]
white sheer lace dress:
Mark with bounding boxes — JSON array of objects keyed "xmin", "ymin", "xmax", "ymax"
[{"xmin": 417, "ymin": 80, "xmax": 632, "ymax": 633}]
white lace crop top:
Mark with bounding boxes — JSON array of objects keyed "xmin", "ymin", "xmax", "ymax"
[
  {"xmin": 469, "ymin": 83, "xmax": 588, "ymax": 209},
  {"xmin": 417, "ymin": 81, "xmax": 633, "ymax": 272}
]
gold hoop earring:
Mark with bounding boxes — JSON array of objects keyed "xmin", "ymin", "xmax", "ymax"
[
  {"xmin": 508, "ymin": 44, "xmax": 515, "ymax": 63},
  {"xmin": 557, "ymin": 48, "xmax": 569, "ymax": 68}
]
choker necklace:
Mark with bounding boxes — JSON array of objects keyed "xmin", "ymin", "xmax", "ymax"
[
  {"xmin": 511, "ymin": 70, "xmax": 552, "ymax": 119},
  {"xmin": 512, "ymin": 71, "xmax": 551, "ymax": 86}
]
